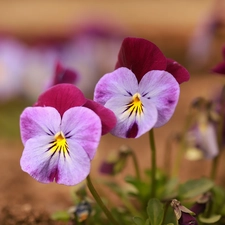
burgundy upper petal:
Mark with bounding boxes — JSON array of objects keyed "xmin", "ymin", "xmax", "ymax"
[
  {"xmin": 190, "ymin": 203, "xmax": 206, "ymax": 216},
  {"xmin": 115, "ymin": 37, "xmax": 167, "ymax": 82},
  {"xmin": 53, "ymin": 61, "xmax": 79, "ymax": 85},
  {"xmin": 34, "ymin": 84, "xmax": 87, "ymax": 117},
  {"xmin": 166, "ymin": 58, "xmax": 190, "ymax": 84},
  {"xmin": 179, "ymin": 213, "xmax": 198, "ymax": 225},
  {"xmin": 211, "ymin": 61, "xmax": 225, "ymax": 75},
  {"xmin": 84, "ymin": 99, "xmax": 117, "ymax": 135}
]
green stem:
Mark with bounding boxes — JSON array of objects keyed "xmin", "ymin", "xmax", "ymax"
[
  {"xmin": 149, "ymin": 129, "xmax": 157, "ymax": 198},
  {"xmin": 130, "ymin": 150, "xmax": 141, "ymax": 180},
  {"xmin": 162, "ymin": 201, "xmax": 170, "ymax": 225},
  {"xmin": 171, "ymin": 139, "xmax": 184, "ymax": 178},
  {"xmin": 172, "ymin": 108, "xmax": 193, "ymax": 178},
  {"xmin": 86, "ymin": 175, "xmax": 120, "ymax": 225},
  {"xmin": 210, "ymin": 104, "xmax": 224, "ymax": 180}
]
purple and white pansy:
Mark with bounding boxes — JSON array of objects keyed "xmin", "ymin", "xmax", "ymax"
[
  {"xmin": 94, "ymin": 37, "xmax": 189, "ymax": 138},
  {"xmin": 20, "ymin": 84, "xmax": 116, "ymax": 185}
]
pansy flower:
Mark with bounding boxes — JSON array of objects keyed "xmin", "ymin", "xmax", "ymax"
[
  {"xmin": 20, "ymin": 84, "xmax": 116, "ymax": 185},
  {"xmin": 94, "ymin": 37, "xmax": 187, "ymax": 138},
  {"xmin": 185, "ymin": 98, "xmax": 219, "ymax": 160}
]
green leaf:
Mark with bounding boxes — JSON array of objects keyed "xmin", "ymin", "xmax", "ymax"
[
  {"xmin": 161, "ymin": 178, "xmax": 179, "ymax": 199},
  {"xmin": 212, "ymin": 185, "xmax": 225, "ymax": 213},
  {"xmin": 125, "ymin": 175, "xmax": 150, "ymax": 201},
  {"xmin": 51, "ymin": 211, "xmax": 70, "ymax": 221},
  {"xmin": 162, "ymin": 206, "xmax": 178, "ymax": 225},
  {"xmin": 178, "ymin": 178, "xmax": 214, "ymax": 199},
  {"xmin": 133, "ymin": 217, "xmax": 145, "ymax": 225},
  {"xmin": 147, "ymin": 198, "xmax": 164, "ymax": 225},
  {"xmin": 199, "ymin": 214, "xmax": 221, "ymax": 223}
]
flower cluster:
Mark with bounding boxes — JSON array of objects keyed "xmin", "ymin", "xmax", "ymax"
[
  {"xmin": 20, "ymin": 37, "xmax": 189, "ymax": 185},
  {"xmin": 21, "ymin": 37, "xmax": 225, "ymax": 225}
]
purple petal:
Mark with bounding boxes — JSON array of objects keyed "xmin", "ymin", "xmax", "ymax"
[
  {"xmin": 34, "ymin": 84, "xmax": 87, "ymax": 117},
  {"xmin": 53, "ymin": 61, "xmax": 79, "ymax": 85},
  {"xmin": 55, "ymin": 141, "xmax": 91, "ymax": 185},
  {"xmin": 138, "ymin": 70, "xmax": 180, "ymax": 127},
  {"xmin": 191, "ymin": 123, "xmax": 219, "ymax": 159},
  {"xmin": 20, "ymin": 107, "xmax": 61, "ymax": 145},
  {"xmin": 191, "ymin": 203, "xmax": 206, "ymax": 216},
  {"xmin": 104, "ymin": 96, "xmax": 158, "ymax": 138},
  {"xmin": 20, "ymin": 135, "xmax": 61, "ymax": 184},
  {"xmin": 99, "ymin": 161, "xmax": 115, "ymax": 175},
  {"xmin": 61, "ymin": 107, "xmax": 101, "ymax": 160},
  {"xmin": 94, "ymin": 67, "xmax": 138, "ymax": 105},
  {"xmin": 211, "ymin": 61, "xmax": 225, "ymax": 75},
  {"xmin": 20, "ymin": 136, "xmax": 90, "ymax": 185},
  {"xmin": 166, "ymin": 58, "xmax": 190, "ymax": 84},
  {"xmin": 179, "ymin": 213, "xmax": 198, "ymax": 225},
  {"xmin": 84, "ymin": 99, "xmax": 117, "ymax": 135},
  {"xmin": 115, "ymin": 37, "xmax": 167, "ymax": 82}
]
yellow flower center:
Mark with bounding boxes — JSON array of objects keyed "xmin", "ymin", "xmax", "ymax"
[
  {"xmin": 48, "ymin": 131, "xmax": 69, "ymax": 158},
  {"xmin": 125, "ymin": 93, "xmax": 143, "ymax": 116}
]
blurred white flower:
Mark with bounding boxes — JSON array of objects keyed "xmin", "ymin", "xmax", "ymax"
[
  {"xmin": 0, "ymin": 38, "xmax": 26, "ymax": 102},
  {"xmin": 21, "ymin": 45, "xmax": 58, "ymax": 100}
]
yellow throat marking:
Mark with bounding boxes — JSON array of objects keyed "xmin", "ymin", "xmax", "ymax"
[
  {"xmin": 48, "ymin": 131, "xmax": 69, "ymax": 158},
  {"xmin": 125, "ymin": 93, "xmax": 143, "ymax": 116}
]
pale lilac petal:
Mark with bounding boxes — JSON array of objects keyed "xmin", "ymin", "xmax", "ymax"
[
  {"xmin": 20, "ymin": 136, "xmax": 60, "ymax": 184},
  {"xmin": 138, "ymin": 70, "xmax": 180, "ymax": 127},
  {"xmin": 57, "ymin": 140, "xmax": 90, "ymax": 185},
  {"xmin": 104, "ymin": 96, "xmax": 158, "ymax": 138},
  {"xmin": 192, "ymin": 123, "xmax": 219, "ymax": 159},
  {"xmin": 61, "ymin": 107, "xmax": 101, "ymax": 160},
  {"xmin": 20, "ymin": 107, "xmax": 61, "ymax": 145},
  {"xmin": 94, "ymin": 67, "xmax": 138, "ymax": 105},
  {"xmin": 20, "ymin": 135, "xmax": 91, "ymax": 185}
]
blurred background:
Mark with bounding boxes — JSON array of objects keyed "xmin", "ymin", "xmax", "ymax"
[{"xmin": 1, "ymin": 0, "xmax": 225, "ymax": 220}]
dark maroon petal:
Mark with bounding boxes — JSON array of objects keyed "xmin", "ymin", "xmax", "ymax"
[
  {"xmin": 166, "ymin": 58, "xmax": 190, "ymax": 84},
  {"xmin": 99, "ymin": 161, "xmax": 115, "ymax": 175},
  {"xmin": 126, "ymin": 122, "xmax": 138, "ymax": 138},
  {"xmin": 211, "ymin": 61, "xmax": 225, "ymax": 75},
  {"xmin": 34, "ymin": 84, "xmax": 87, "ymax": 117},
  {"xmin": 53, "ymin": 61, "xmax": 79, "ymax": 85},
  {"xmin": 115, "ymin": 37, "xmax": 167, "ymax": 82},
  {"xmin": 190, "ymin": 203, "xmax": 206, "ymax": 216},
  {"xmin": 178, "ymin": 213, "xmax": 198, "ymax": 225},
  {"xmin": 84, "ymin": 100, "xmax": 117, "ymax": 135}
]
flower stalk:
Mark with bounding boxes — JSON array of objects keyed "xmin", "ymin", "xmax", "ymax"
[
  {"xmin": 130, "ymin": 150, "xmax": 141, "ymax": 180},
  {"xmin": 86, "ymin": 175, "xmax": 120, "ymax": 225},
  {"xmin": 149, "ymin": 129, "xmax": 157, "ymax": 198}
]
